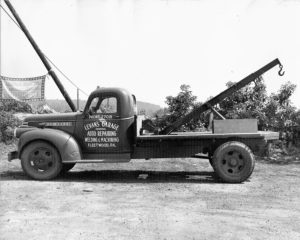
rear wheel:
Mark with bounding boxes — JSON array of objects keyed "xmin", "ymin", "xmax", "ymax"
[
  {"xmin": 212, "ymin": 141, "xmax": 255, "ymax": 183},
  {"xmin": 21, "ymin": 141, "xmax": 62, "ymax": 180}
]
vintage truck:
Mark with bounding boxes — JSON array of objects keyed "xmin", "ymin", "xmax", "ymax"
[{"xmin": 5, "ymin": 0, "xmax": 283, "ymax": 183}]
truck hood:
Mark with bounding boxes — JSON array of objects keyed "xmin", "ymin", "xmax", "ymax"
[
  {"xmin": 16, "ymin": 112, "xmax": 82, "ymax": 138},
  {"xmin": 24, "ymin": 112, "xmax": 81, "ymax": 126}
]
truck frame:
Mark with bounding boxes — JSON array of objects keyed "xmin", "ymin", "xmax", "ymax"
[{"xmin": 5, "ymin": 0, "xmax": 283, "ymax": 183}]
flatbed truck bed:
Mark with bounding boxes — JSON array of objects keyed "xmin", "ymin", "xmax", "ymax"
[
  {"xmin": 132, "ymin": 130, "xmax": 278, "ymax": 160},
  {"xmin": 137, "ymin": 131, "xmax": 279, "ymax": 140}
]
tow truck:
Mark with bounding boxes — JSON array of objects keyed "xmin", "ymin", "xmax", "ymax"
[{"xmin": 5, "ymin": 0, "xmax": 283, "ymax": 183}]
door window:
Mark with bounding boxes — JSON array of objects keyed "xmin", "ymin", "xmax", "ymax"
[
  {"xmin": 88, "ymin": 96, "xmax": 118, "ymax": 116},
  {"xmin": 99, "ymin": 97, "xmax": 117, "ymax": 113}
]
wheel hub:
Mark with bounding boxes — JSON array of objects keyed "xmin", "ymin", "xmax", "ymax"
[
  {"xmin": 34, "ymin": 159, "xmax": 44, "ymax": 164},
  {"xmin": 221, "ymin": 150, "xmax": 245, "ymax": 175},
  {"xmin": 229, "ymin": 158, "xmax": 238, "ymax": 167},
  {"xmin": 30, "ymin": 148, "xmax": 54, "ymax": 171}
]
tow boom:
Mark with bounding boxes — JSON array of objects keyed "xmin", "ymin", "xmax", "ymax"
[{"xmin": 160, "ymin": 58, "xmax": 284, "ymax": 135}]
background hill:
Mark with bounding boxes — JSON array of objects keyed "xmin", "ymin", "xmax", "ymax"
[{"xmin": 45, "ymin": 99, "xmax": 161, "ymax": 116}]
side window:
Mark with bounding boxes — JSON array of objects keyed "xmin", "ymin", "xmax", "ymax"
[
  {"xmin": 89, "ymin": 97, "xmax": 100, "ymax": 114},
  {"xmin": 99, "ymin": 97, "xmax": 117, "ymax": 113}
]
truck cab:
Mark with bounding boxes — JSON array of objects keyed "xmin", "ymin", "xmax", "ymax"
[
  {"xmin": 11, "ymin": 88, "xmax": 139, "ymax": 173},
  {"xmin": 74, "ymin": 87, "xmax": 137, "ymax": 161}
]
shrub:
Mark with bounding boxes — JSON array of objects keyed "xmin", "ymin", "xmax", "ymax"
[
  {"xmin": 0, "ymin": 101, "xmax": 30, "ymax": 143},
  {"xmin": 0, "ymin": 111, "xmax": 22, "ymax": 143},
  {"xmin": 0, "ymin": 101, "xmax": 32, "ymax": 113}
]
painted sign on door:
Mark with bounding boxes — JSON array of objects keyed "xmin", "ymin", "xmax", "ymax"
[{"xmin": 84, "ymin": 118, "xmax": 120, "ymax": 148}]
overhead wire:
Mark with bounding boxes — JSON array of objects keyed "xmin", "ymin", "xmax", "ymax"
[
  {"xmin": 0, "ymin": 2, "xmax": 89, "ymax": 97},
  {"xmin": 44, "ymin": 55, "xmax": 88, "ymax": 96}
]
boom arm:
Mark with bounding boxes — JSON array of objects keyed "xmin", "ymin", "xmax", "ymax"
[{"xmin": 160, "ymin": 58, "xmax": 284, "ymax": 135}]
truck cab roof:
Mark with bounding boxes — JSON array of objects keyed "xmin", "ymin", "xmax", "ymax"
[{"xmin": 85, "ymin": 87, "xmax": 137, "ymax": 118}]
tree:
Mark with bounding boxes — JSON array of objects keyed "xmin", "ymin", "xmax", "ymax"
[
  {"xmin": 219, "ymin": 78, "xmax": 298, "ymax": 133},
  {"xmin": 219, "ymin": 77, "xmax": 268, "ymax": 129},
  {"xmin": 154, "ymin": 80, "xmax": 298, "ymax": 136},
  {"xmin": 155, "ymin": 84, "xmax": 204, "ymax": 131},
  {"xmin": 264, "ymin": 81, "xmax": 297, "ymax": 131},
  {"xmin": 165, "ymin": 84, "xmax": 197, "ymax": 119}
]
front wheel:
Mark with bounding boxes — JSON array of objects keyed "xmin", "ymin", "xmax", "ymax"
[
  {"xmin": 21, "ymin": 141, "xmax": 62, "ymax": 180},
  {"xmin": 212, "ymin": 141, "xmax": 255, "ymax": 183}
]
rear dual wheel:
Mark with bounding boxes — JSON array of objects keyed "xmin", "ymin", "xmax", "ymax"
[{"xmin": 212, "ymin": 141, "xmax": 255, "ymax": 183}]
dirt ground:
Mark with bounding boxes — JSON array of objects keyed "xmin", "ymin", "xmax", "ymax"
[{"xmin": 0, "ymin": 143, "xmax": 300, "ymax": 240}]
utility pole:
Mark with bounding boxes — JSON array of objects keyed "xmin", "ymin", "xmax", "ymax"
[
  {"xmin": 4, "ymin": 0, "xmax": 77, "ymax": 112},
  {"xmin": 0, "ymin": 0, "xmax": 2, "ymax": 79}
]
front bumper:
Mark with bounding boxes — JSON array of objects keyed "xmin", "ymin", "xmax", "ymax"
[{"xmin": 8, "ymin": 151, "xmax": 19, "ymax": 162}]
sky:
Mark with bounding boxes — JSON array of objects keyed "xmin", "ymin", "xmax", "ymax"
[{"xmin": 1, "ymin": 0, "xmax": 300, "ymax": 108}]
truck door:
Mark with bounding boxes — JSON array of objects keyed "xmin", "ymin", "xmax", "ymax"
[{"xmin": 77, "ymin": 93, "xmax": 131, "ymax": 157}]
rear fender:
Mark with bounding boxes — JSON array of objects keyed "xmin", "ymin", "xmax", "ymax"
[{"xmin": 18, "ymin": 128, "xmax": 82, "ymax": 163}]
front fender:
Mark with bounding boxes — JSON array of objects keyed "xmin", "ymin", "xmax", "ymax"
[{"xmin": 18, "ymin": 128, "xmax": 82, "ymax": 163}]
